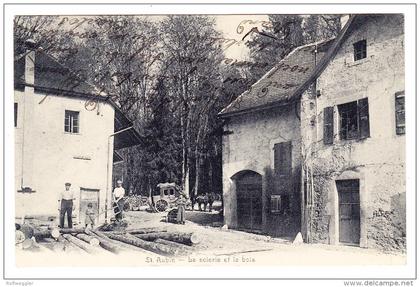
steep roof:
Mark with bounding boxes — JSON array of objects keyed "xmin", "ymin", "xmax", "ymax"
[
  {"xmin": 14, "ymin": 50, "xmax": 108, "ymax": 99},
  {"xmin": 219, "ymin": 15, "xmax": 359, "ymax": 118},
  {"xmin": 14, "ymin": 49, "xmax": 143, "ymax": 149}
]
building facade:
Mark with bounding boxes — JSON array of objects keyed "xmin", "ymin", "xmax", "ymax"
[
  {"xmin": 220, "ymin": 14, "xmax": 405, "ymax": 251},
  {"xmin": 301, "ymin": 14, "xmax": 405, "ymax": 250},
  {"xmin": 14, "ymin": 47, "xmax": 141, "ymax": 225}
]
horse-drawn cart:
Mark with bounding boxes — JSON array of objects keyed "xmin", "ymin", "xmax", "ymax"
[{"xmin": 152, "ymin": 182, "xmax": 186, "ymax": 212}]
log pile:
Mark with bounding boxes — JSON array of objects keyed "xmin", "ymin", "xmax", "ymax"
[{"xmin": 15, "ymin": 222, "xmax": 200, "ymax": 256}]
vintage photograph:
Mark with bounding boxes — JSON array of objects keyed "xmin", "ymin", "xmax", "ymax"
[{"xmin": 11, "ymin": 11, "xmax": 408, "ymax": 269}]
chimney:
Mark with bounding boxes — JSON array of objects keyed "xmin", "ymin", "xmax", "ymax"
[
  {"xmin": 24, "ymin": 39, "xmax": 36, "ymax": 86},
  {"xmin": 20, "ymin": 39, "xmax": 37, "ymax": 191},
  {"xmin": 340, "ymin": 14, "xmax": 350, "ymax": 29}
]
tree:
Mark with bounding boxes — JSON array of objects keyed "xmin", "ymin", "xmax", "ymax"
[
  {"xmin": 158, "ymin": 15, "xmax": 224, "ymax": 196},
  {"xmin": 14, "ymin": 16, "xmax": 78, "ymax": 60},
  {"xmin": 245, "ymin": 15, "xmax": 305, "ymax": 81},
  {"xmin": 142, "ymin": 77, "xmax": 182, "ymax": 191},
  {"xmin": 245, "ymin": 14, "xmax": 340, "ymax": 81}
]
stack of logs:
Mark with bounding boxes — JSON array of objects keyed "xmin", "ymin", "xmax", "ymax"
[{"xmin": 15, "ymin": 224, "xmax": 200, "ymax": 256}]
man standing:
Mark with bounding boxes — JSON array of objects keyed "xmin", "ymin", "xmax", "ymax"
[
  {"xmin": 59, "ymin": 182, "xmax": 76, "ymax": 228},
  {"xmin": 113, "ymin": 179, "xmax": 125, "ymax": 221}
]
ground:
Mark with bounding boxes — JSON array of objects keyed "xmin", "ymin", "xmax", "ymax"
[
  {"xmin": 15, "ymin": 203, "xmax": 406, "ymax": 267},
  {"xmin": 124, "ymin": 210, "xmax": 406, "ymax": 265}
]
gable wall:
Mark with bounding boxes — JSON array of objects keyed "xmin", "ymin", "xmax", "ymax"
[
  {"xmin": 301, "ymin": 15, "xmax": 405, "ymax": 250},
  {"xmin": 15, "ymin": 89, "xmax": 115, "ymax": 224}
]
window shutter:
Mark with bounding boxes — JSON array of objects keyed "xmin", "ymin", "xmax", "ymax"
[
  {"xmin": 358, "ymin": 98, "xmax": 370, "ymax": 139},
  {"xmin": 274, "ymin": 141, "xmax": 292, "ymax": 176},
  {"xmin": 395, "ymin": 91, "xmax": 405, "ymax": 135},
  {"xmin": 323, "ymin": 107, "xmax": 334, "ymax": 145},
  {"xmin": 14, "ymin": 103, "xmax": 18, "ymax": 127},
  {"xmin": 274, "ymin": 141, "xmax": 292, "ymax": 194}
]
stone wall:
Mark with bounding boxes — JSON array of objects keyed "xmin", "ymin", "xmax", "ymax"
[
  {"xmin": 222, "ymin": 104, "xmax": 301, "ymax": 236},
  {"xmin": 301, "ymin": 15, "xmax": 405, "ymax": 251}
]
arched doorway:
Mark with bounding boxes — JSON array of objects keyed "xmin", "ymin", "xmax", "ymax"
[{"xmin": 232, "ymin": 170, "xmax": 262, "ymax": 231}]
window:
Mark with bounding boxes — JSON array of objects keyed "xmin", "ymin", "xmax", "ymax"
[
  {"xmin": 353, "ymin": 40, "xmax": 367, "ymax": 61},
  {"xmin": 335, "ymin": 98, "xmax": 370, "ymax": 141},
  {"xmin": 395, "ymin": 91, "xmax": 405, "ymax": 135},
  {"xmin": 338, "ymin": 101, "xmax": 359, "ymax": 140},
  {"xmin": 64, "ymin": 110, "xmax": 79, "ymax": 133},
  {"xmin": 14, "ymin": 103, "xmax": 18, "ymax": 127},
  {"xmin": 270, "ymin": 195, "xmax": 289, "ymax": 214}
]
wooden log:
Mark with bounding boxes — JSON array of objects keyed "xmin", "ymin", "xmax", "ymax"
[
  {"xmin": 62, "ymin": 234, "xmax": 98, "ymax": 254},
  {"xmin": 125, "ymin": 228, "xmax": 168, "ymax": 234},
  {"xmin": 16, "ymin": 224, "xmax": 51, "ymax": 241},
  {"xmin": 21, "ymin": 238, "xmax": 35, "ymax": 249},
  {"xmin": 58, "ymin": 228, "xmax": 86, "ymax": 234},
  {"xmin": 89, "ymin": 230, "xmax": 146, "ymax": 253},
  {"xmin": 18, "ymin": 224, "xmax": 34, "ymax": 240},
  {"xmin": 50, "ymin": 228, "xmax": 61, "ymax": 239},
  {"xmin": 33, "ymin": 229, "xmax": 53, "ymax": 241},
  {"xmin": 105, "ymin": 233, "xmax": 180, "ymax": 256},
  {"xmin": 76, "ymin": 233, "xmax": 100, "ymax": 246},
  {"xmin": 155, "ymin": 239, "xmax": 192, "ymax": 255},
  {"xmin": 42, "ymin": 238, "xmax": 66, "ymax": 252},
  {"xmin": 134, "ymin": 232, "xmax": 200, "ymax": 246},
  {"xmin": 84, "ymin": 230, "xmax": 123, "ymax": 254},
  {"xmin": 15, "ymin": 230, "xmax": 26, "ymax": 244},
  {"xmin": 56, "ymin": 235, "xmax": 81, "ymax": 253}
]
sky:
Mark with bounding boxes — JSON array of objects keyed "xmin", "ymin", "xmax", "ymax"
[{"xmin": 214, "ymin": 15, "xmax": 269, "ymax": 60}]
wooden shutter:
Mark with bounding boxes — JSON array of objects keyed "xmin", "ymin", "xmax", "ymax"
[
  {"xmin": 14, "ymin": 103, "xmax": 18, "ymax": 127},
  {"xmin": 358, "ymin": 98, "xmax": 370, "ymax": 139},
  {"xmin": 274, "ymin": 141, "xmax": 292, "ymax": 194},
  {"xmin": 274, "ymin": 141, "xmax": 292, "ymax": 176},
  {"xmin": 323, "ymin": 107, "xmax": 334, "ymax": 145},
  {"xmin": 395, "ymin": 91, "xmax": 405, "ymax": 135}
]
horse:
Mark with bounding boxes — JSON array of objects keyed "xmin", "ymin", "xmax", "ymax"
[{"xmin": 193, "ymin": 192, "xmax": 216, "ymax": 212}]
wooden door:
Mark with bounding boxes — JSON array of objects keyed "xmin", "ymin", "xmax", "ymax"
[
  {"xmin": 79, "ymin": 188, "xmax": 100, "ymax": 225},
  {"xmin": 236, "ymin": 171, "xmax": 262, "ymax": 231},
  {"xmin": 337, "ymin": 180, "xmax": 360, "ymax": 245}
]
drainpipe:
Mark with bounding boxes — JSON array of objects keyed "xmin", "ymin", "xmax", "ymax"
[{"xmin": 104, "ymin": 125, "xmax": 134, "ymax": 223}]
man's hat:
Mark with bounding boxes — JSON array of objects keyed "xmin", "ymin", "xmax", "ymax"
[{"xmin": 65, "ymin": 182, "xmax": 71, "ymax": 186}]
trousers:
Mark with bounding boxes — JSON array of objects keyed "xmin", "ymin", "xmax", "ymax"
[{"xmin": 60, "ymin": 199, "xmax": 73, "ymax": 228}]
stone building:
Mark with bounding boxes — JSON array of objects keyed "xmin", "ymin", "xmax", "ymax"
[
  {"xmin": 14, "ymin": 44, "xmax": 142, "ymax": 224},
  {"xmin": 220, "ymin": 14, "xmax": 405, "ymax": 251}
]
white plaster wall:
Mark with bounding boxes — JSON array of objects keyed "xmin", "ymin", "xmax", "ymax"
[{"xmin": 14, "ymin": 90, "xmax": 115, "ymax": 224}]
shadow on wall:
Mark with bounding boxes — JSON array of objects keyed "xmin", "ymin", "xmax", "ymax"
[{"xmin": 263, "ymin": 167, "xmax": 301, "ymax": 238}]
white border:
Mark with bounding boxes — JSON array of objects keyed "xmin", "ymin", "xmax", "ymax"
[{"xmin": 1, "ymin": 1, "xmax": 417, "ymax": 282}]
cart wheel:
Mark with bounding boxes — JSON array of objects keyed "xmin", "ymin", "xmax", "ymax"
[{"xmin": 155, "ymin": 199, "xmax": 169, "ymax": 212}]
